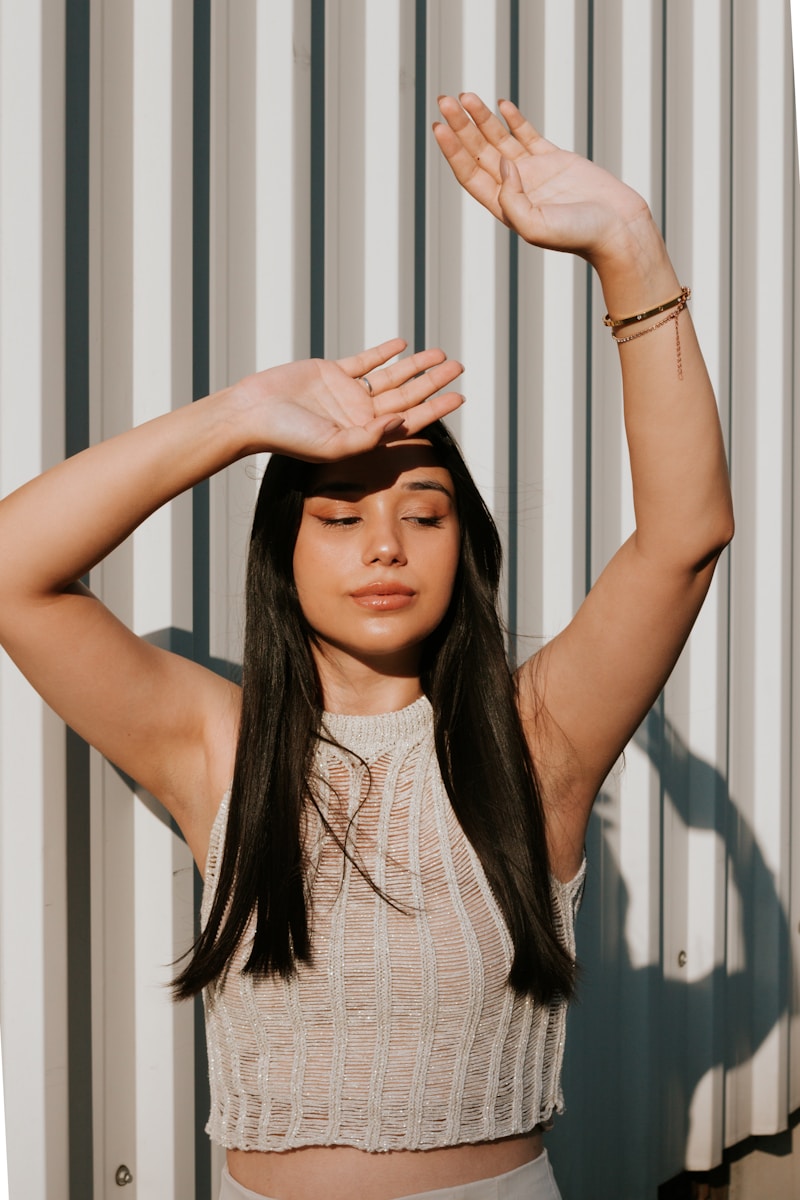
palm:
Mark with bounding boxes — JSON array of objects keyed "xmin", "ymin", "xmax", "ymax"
[
  {"xmin": 434, "ymin": 94, "xmax": 649, "ymax": 264},
  {"xmin": 238, "ymin": 340, "xmax": 464, "ymax": 463}
]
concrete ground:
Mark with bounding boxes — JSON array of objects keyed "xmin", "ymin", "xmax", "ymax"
[
  {"xmin": 727, "ymin": 1118, "xmax": 800, "ymax": 1200},
  {"xmin": 658, "ymin": 1115, "xmax": 800, "ymax": 1200}
]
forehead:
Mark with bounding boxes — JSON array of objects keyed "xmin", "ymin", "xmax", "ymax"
[{"xmin": 307, "ymin": 441, "xmax": 454, "ymax": 498}]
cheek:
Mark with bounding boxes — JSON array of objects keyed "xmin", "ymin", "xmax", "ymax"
[
  {"xmin": 292, "ymin": 526, "xmax": 331, "ymax": 621},
  {"xmin": 292, "ymin": 520, "xmax": 317, "ymax": 615},
  {"xmin": 428, "ymin": 532, "xmax": 461, "ymax": 617}
]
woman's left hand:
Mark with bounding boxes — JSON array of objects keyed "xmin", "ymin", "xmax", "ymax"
[{"xmin": 434, "ymin": 93, "xmax": 653, "ymax": 273}]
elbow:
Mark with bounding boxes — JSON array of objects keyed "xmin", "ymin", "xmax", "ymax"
[
  {"xmin": 714, "ymin": 494, "xmax": 735, "ymax": 554},
  {"xmin": 719, "ymin": 507, "xmax": 735, "ymax": 551},
  {"xmin": 692, "ymin": 504, "xmax": 734, "ymax": 572}
]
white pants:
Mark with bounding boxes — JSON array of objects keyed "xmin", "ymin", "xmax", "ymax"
[{"xmin": 219, "ymin": 1150, "xmax": 563, "ymax": 1200}]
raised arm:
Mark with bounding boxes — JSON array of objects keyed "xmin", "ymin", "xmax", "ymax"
[
  {"xmin": 434, "ymin": 94, "xmax": 733, "ymax": 878},
  {"xmin": 0, "ymin": 341, "xmax": 463, "ymax": 866}
]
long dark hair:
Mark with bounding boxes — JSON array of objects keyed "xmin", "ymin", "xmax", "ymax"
[{"xmin": 174, "ymin": 421, "xmax": 575, "ymax": 1002}]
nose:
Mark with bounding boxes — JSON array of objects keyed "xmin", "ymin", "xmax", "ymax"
[{"xmin": 361, "ymin": 515, "xmax": 407, "ymax": 566}]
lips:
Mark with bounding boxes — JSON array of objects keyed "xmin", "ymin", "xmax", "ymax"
[
  {"xmin": 350, "ymin": 582, "xmax": 416, "ymax": 610},
  {"xmin": 351, "ymin": 582, "xmax": 415, "ymax": 597}
]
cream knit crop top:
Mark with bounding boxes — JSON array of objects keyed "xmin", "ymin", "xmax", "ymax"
[{"xmin": 201, "ymin": 696, "xmax": 585, "ymax": 1153}]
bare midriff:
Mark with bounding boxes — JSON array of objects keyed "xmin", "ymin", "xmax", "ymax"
[{"xmin": 227, "ymin": 1129, "xmax": 544, "ymax": 1200}]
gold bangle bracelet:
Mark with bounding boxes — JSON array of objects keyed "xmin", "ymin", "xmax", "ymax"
[{"xmin": 603, "ymin": 286, "xmax": 691, "ymax": 330}]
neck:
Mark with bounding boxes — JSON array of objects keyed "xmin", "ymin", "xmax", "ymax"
[{"xmin": 311, "ymin": 643, "xmax": 423, "ymax": 715}]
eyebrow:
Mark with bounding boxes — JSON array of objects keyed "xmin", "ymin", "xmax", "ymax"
[
  {"xmin": 309, "ymin": 478, "xmax": 454, "ymax": 500},
  {"xmin": 404, "ymin": 479, "xmax": 454, "ymax": 499}
]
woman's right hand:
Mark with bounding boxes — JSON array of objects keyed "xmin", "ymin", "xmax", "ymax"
[
  {"xmin": 0, "ymin": 339, "xmax": 463, "ymax": 866},
  {"xmin": 234, "ymin": 339, "xmax": 464, "ymax": 462}
]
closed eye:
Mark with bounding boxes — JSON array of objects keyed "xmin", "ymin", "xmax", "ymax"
[
  {"xmin": 319, "ymin": 517, "xmax": 361, "ymax": 527},
  {"xmin": 407, "ymin": 515, "xmax": 444, "ymax": 527}
]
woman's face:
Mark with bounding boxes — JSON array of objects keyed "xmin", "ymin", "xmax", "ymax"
[{"xmin": 293, "ymin": 441, "xmax": 460, "ymax": 676}]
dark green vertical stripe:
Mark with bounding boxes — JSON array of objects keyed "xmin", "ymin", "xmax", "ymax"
[
  {"xmin": 584, "ymin": 0, "xmax": 595, "ymax": 597},
  {"xmin": 66, "ymin": 732, "xmax": 92, "ymax": 1200},
  {"xmin": 413, "ymin": 0, "xmax": 427, "ymax": 352},
  {"xmin": 192, "ymin": 2, "xmax": 212, "ymax": 1197},
  {"xmin": 507, "ymin": 0, "xmax": 520, "ymax": 659},
  {"xmin": 193, "ymin": 4, "xmax": 210, "ymax": 405},
  {"xmin": 65, "ymin": 3, "xmax": 93, "ymax": 1196},
  {"xmin": 65, "ymin": 4, "xmax": 90, "ymax": 461},
  {"xmin": 310, "ymin": 0, "xmax": 326, "ymax": 357}
]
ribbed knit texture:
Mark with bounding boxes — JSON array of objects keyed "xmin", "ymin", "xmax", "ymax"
[{"xmin": 202, "ymin": 696, "xmax": 585, "ymax": 1152}]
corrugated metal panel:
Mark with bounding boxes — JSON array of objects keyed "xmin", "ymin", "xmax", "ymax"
[
  {"xmin": 0, "ymin": 2, "xmax": 797, "ymax": 1197},
  {"xmin": 727, "ymin": 0, "xmax": 795, "ymax": 1150},
  {"xmin": 0, "ymin": 3, "xmax": 69, "ymax": 1198},
  {"xmin": 86, "ymin": 0, "xmax": 198, "ymax": 1194}
]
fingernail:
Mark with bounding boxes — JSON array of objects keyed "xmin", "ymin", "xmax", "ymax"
[{"xmin": 383, "ymin": 416, "xmax": 404, "ymax": 433}]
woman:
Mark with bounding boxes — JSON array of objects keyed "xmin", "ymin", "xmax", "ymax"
[{"xmin": 0, "ymin": 94, "xmax": 732, "ymax": 1200}]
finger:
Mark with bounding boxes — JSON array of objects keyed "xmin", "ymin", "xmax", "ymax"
[
  {"xmin": 336, "ymin": 337, "xmax": 407, "ymax": 378},
  {"xmin": 499, "ymin": 155, "xmax": 524, "ymax": 199},
  {"xmin": 310, "ymin": 413, "xmax": 406, "ymax": 462},
  {"xmin": 376, "ymin": 359, "xmax": 465, "ymax": 414},
  {"xmin": 432, "ymin": 119, "xmax": 504, "ymax": 219},
  {"xmin": 496, "ymin": 168, "xmax": 541, "ymax": 241},
  {"xmin": 368, "ymin": 347, "xmax": 448, "ymax": 392},
  {"xmin": 392, "ymin": 391, "xmax": 465, "ymax": 437},
  {"xmin": 497, "ymin": 99, "xmax": 553, "ymax": 155},
  {"xmin": 497, "ymin": 171, "xmax": 561, "ymax": 249},
  {"xmin": 437, "ymin": 94, "xmax": 496, "ymax": 161},
  {"xmin": 459, "ymin": 92, "xmax": 529, "ymax": 163}
]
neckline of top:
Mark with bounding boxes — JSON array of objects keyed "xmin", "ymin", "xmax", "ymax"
[{"xmin": 320, "ymin": 694, "xmax": 433, "ymax": 759}]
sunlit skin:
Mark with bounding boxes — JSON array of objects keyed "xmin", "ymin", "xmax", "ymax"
[{"xmin": 292, "ymin": 441, "xmax": 461, "ymax": 716}]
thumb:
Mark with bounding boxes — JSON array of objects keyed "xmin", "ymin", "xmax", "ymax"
[
  {"xmin": 328, "ymin": 414, "xmax": 406, "ymax": 458},
  {"xmin": 498, "ymin": 156, "xmax": 537, "ymax": 236},
  {"xmin": 498, "ymin": 155, "xmax": 522, "ymax": 191}
]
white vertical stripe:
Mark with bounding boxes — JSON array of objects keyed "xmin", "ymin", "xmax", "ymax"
[
  {"xmin": 127, "ymin": 3, "xmax": 196, "ymax": 1195},
  {"xmin": 426, "ymin": 0, "xmax": 510, "ymax": 508},
  {"xmin": 660, "ymin": 0, "xmax": 732, "ymax": 1171},
  {"xmin": 517, "ymin": 0, "xmax": 589, "ymax": 643},
  {"xmin": 727, "ymin": 0, "xmax": 794, "ymax": 1145},
  {"xmin": 0, "ymin": 1, "xmax": 68, "ymax": 1196},
  {"xmin": 576, "ymin": 7, "xmax": 664, "ymax": 1194},
  {"xmin": 362, "ymin": 0, "xmax": 409, "ymax": 346},
  {"xmin": 255, "ymin": 0, "xmax": 311, "ymax": 367}
]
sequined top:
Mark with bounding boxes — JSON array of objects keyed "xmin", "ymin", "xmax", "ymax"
[{"xmin": 201, "ymin": 695, "xmax": 585, "ymax": 1152}]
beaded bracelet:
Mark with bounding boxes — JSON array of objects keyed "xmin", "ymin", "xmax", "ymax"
[{"xmin": 607, "ymin": 287, "xmax": 691, "ymax": 381}]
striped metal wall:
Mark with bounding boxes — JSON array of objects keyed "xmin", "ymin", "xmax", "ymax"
[{"xmin": 0, "ymin": 2, "xmax": 797, "ymax": 1197}]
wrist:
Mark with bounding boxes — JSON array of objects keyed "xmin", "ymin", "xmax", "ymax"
[
  {"xmin": 195, "ymin": 383, "xmax": 266, "ymax": 462},
  {"xmin": 592, "ymin": 211, "xmax": 680, "ymax": 319}
]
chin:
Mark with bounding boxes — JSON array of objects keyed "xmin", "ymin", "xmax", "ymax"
[{"xmin": 312, "ymin": 628, "xmax": 430, "ymax": 672}]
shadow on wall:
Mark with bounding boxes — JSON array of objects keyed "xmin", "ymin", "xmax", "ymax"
[
  {"xmin": 547, "ymin": 709, "xmax": 793, "ymax": 1200},
  {"xmin": 117, "ymin": 641, "xmax": 792, "ymax": 1200}
]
